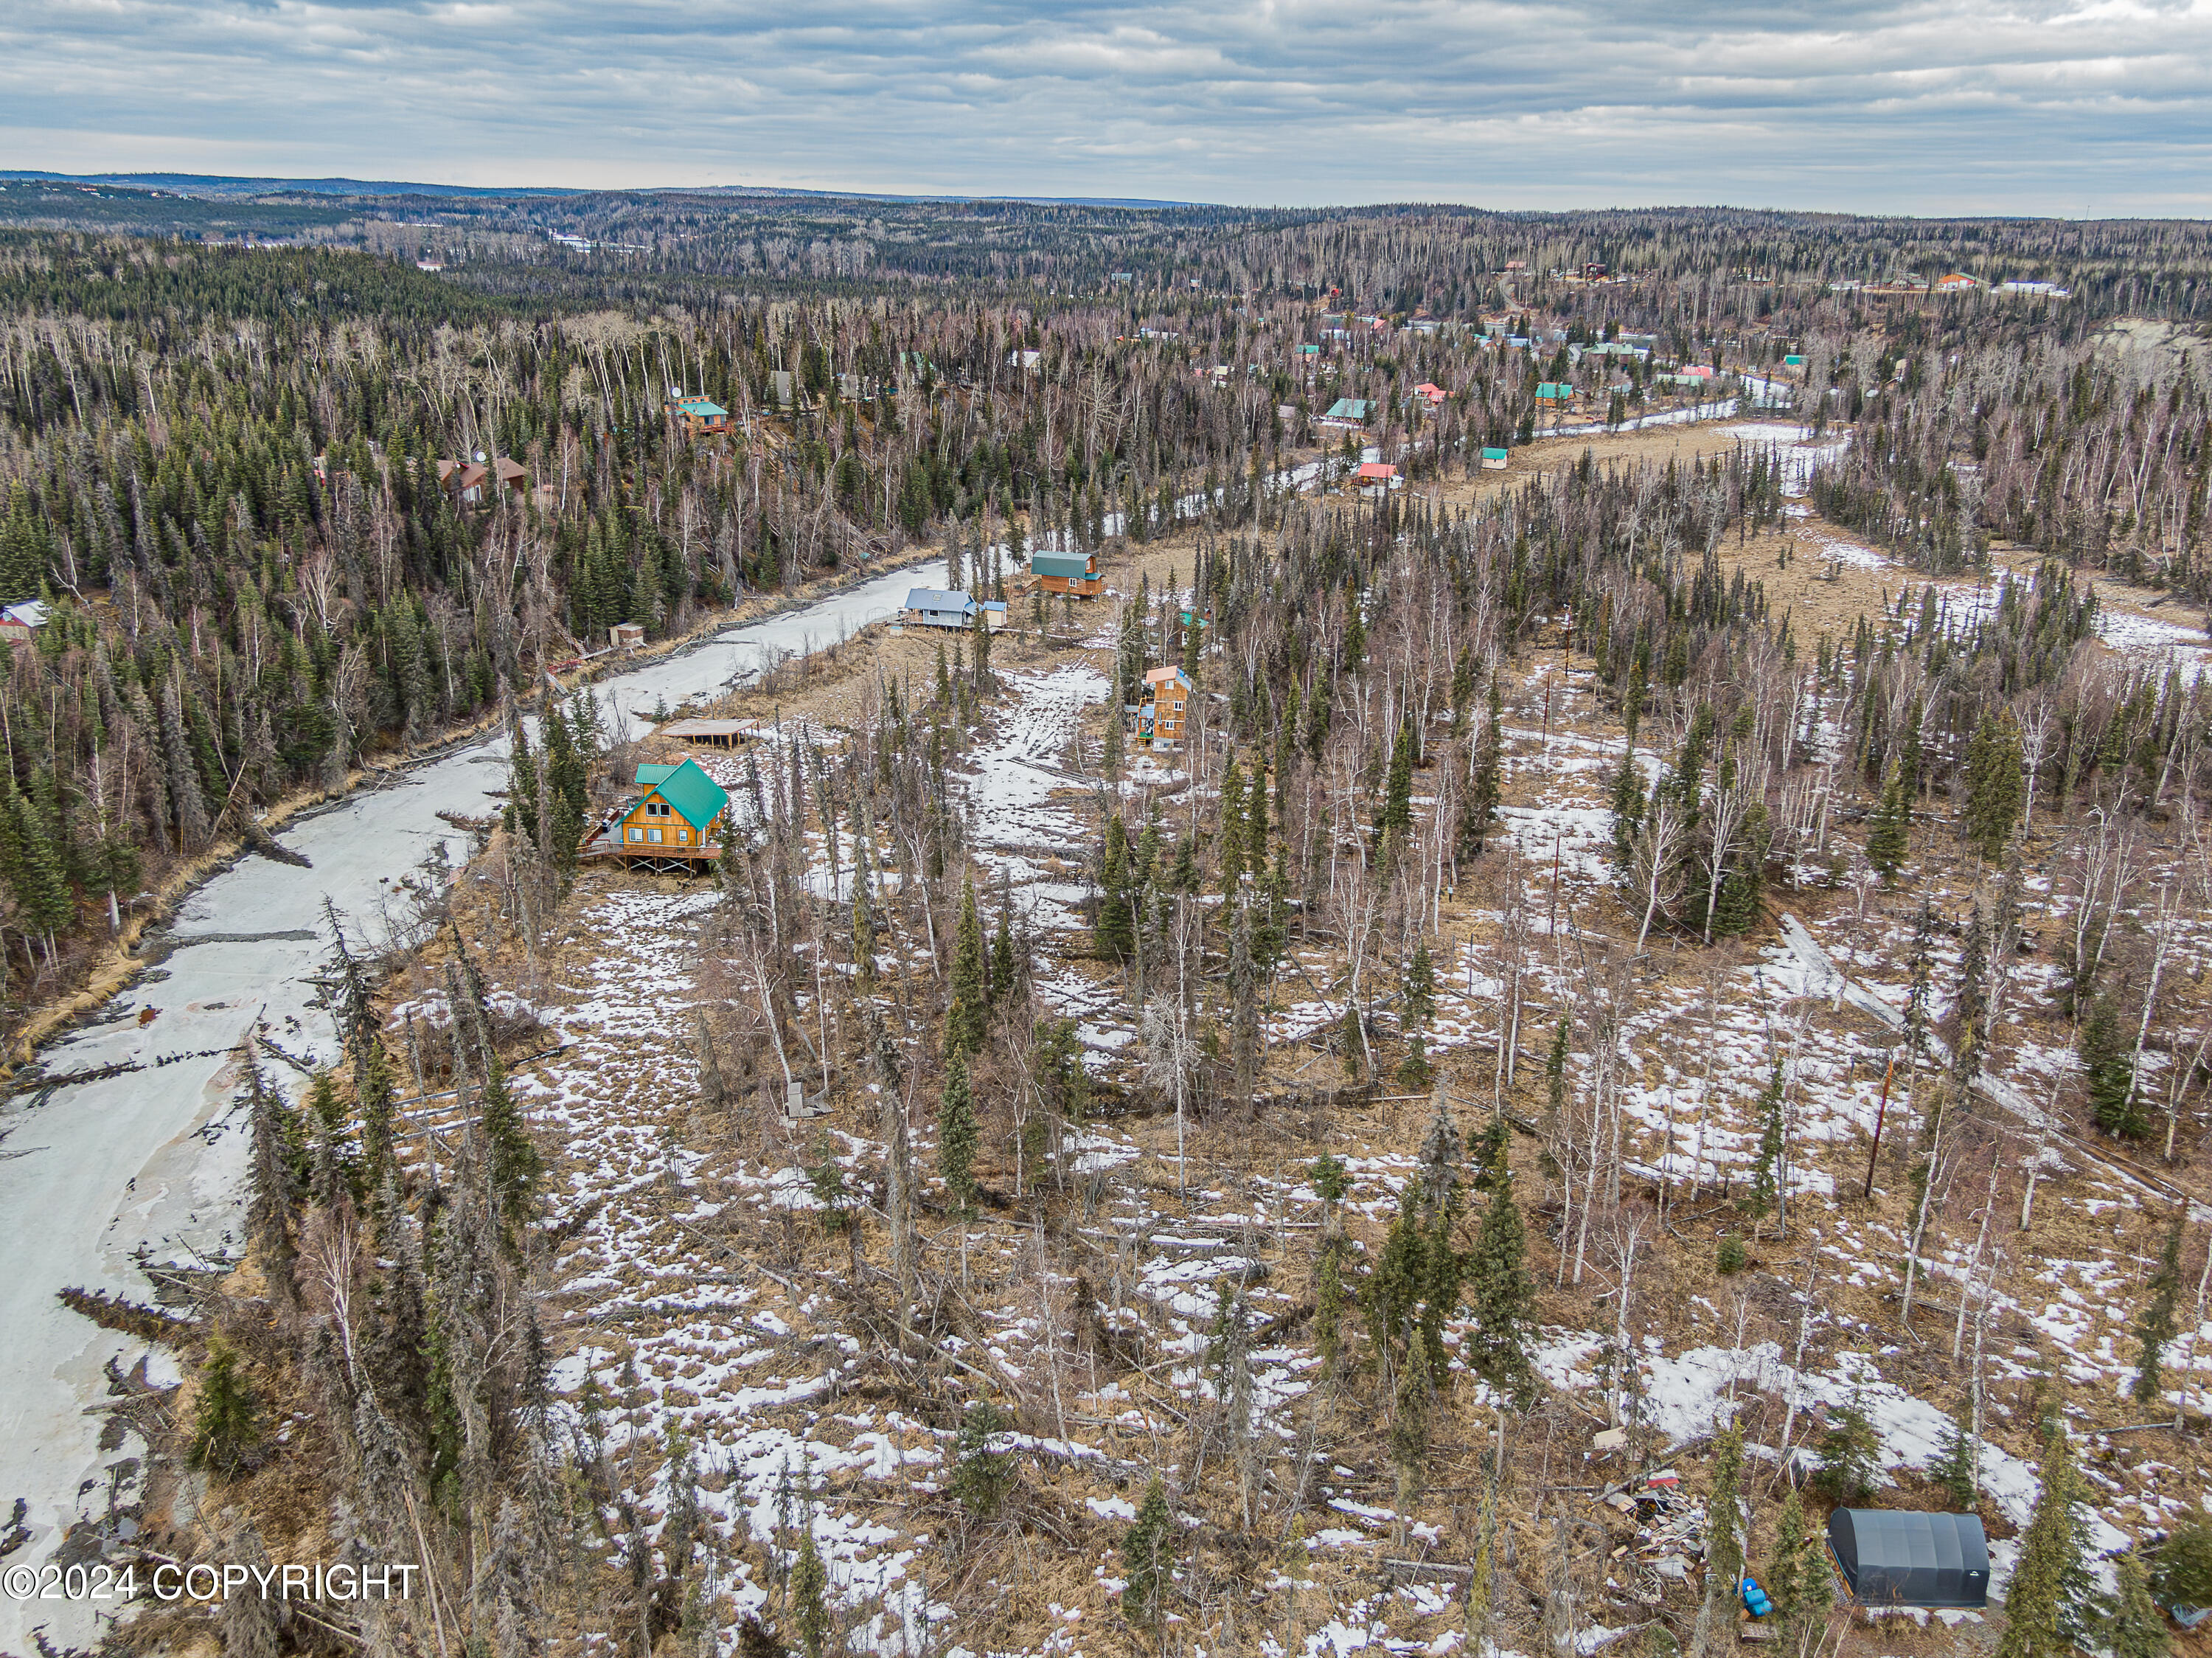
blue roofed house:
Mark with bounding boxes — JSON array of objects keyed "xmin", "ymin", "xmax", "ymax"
[{"xmin": 904, "ymin": 589, "xmax": 1011, "ymax": 629}]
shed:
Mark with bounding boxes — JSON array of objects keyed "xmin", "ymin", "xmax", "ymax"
[
  {"xmin": 1826, "ymin": 1509, "xmax": 1989, "ymax": 1609},
  {"xmin": 1481, "ymin": 447, "xmax": 1510, "ymax": 470},
  {"xmin": 660, "ymin": 716, "xmax": 762, "ymax": 748}
]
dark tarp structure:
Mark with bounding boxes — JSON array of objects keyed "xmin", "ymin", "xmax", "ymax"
[{"xmin": 1826, "ymin": 1508, "xmax": 1990, "ymax": 1608}]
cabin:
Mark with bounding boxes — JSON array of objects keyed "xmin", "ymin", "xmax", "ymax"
[
  {"xmin": 584, "ymin": 758, "xmax": 731, "ymax": 873},
  {"xmin": 1411, "ymin": 381, "xmax": 1447, "ymax": 406},
  {"xmin": 437, "ymin": 459, "xmax": 488, "ymax": 504},
  {"xmin": 1826, "ymin": 1510, "xmax": 1989, "ymax": 1609},
  {"xmin": 1481, "ymin": 447, "xmax": 1510, "ymax": 471},
  {"xmin": 611, "ymin": 622, "xmax": 646, "ymax": 651},
  {"xmin": 0, "ymin": 600, "xmax": 50, "ymax": 645},
  {"xmin": 1535, "ymin": 381, "xmax": 1573, "ymax": 403},
  {"xmin": 1030, "ymin": 552, "xmax": 1103, "ymax": 598},
  {"xmin": 667, "ymin": 396, "xmax": 731, "ymax": 441},
  {"xmin": 905, "ymin": 588, "xmax": 979, "ymax": 629},
  {"xmin": 1318, "ymin": 398, "xmax": 1371, "ymax": 430},
  {"xmin": 1354, "ymin": 462, "xmax": 1399, "ymax": 492},
  {"xmin": 1141, "ymin": 665, "xmax": 1193, "ymax": 747}
]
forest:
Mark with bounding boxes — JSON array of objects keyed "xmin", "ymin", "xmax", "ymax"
[{"xmin": 9, "ymin": 193, "xmax": 2212, "ymax": 1658}]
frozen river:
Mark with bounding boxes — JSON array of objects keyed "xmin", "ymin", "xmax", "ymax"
[{"xmin": 0, "ymin": 565, "xmax": 918, "ymax": 1651}]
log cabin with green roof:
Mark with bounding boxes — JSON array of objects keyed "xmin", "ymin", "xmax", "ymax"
[{"xmin": 582, "ymin": 757, "xmax": 732, "ymax": 873}]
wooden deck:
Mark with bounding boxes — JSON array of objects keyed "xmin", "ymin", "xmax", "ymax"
[{"xmin": 579, "ymin": 828, "xmax": 723, "ymax": 875}]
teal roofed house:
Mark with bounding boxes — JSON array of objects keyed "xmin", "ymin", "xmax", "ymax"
[
  {"xmin": 586, "ymin": 757, "xmax": 731, "ymax": 872},
  {"xmin": 1535, "ymin": 381, "xmax": 1573, "ymax": 401},
  {"xmin": 667, "ymin": 395, "xmax": 731, "ymax": 440},
  {"xmin": 1481, "ymin": 446, "xmax": 1510, "ymax": 470},
  {"xmin": 1031, "ymin": 550, "xmax": 1104, "ymax": 597},
  {"xmin": 1319, "ymin": 398, "xmax": 1372, "ymax": 427}
]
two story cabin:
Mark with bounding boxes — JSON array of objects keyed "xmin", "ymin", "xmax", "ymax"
[
  {"xmin": 585, "ymin": 757, "xmax": 731, "ymax": 873},
  {"xmin": 1140, "ymin": 665, "xmax": 1193, "ymax": 747},
  {"xmin": 1030, "ymin": 550, "xmax": 1103, "ymax": 597}
]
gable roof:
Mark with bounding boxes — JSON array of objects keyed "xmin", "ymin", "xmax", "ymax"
[
  {"xmin": 1323, "ymin": 397, "xmax": 1371, "ymax": 420},
  {"xmin": 905, "ymin": 587, "xmax": 974, "ymax": 614},
  {"xmin": 1030, "ymin": 552, "xmax": 1095, "ymax": 580},
  {"xmin": 1356, "ymin": 462, "xmax": 1397, "ymax": 480},
  {"xmin": 672, "ymin": 398, "xmax": 728, "ymax": 417},
  {"xmin": 1, "ymin": 600, "xmax": 50, "ymax": 628},
  {"xmin": 633, "ymin": 758, "xmax": 729, "ymax": 831}
]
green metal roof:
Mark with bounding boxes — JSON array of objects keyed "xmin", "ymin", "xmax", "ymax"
[
  {"xmin": 1323, "ymin": 398, "xmax": 1371, "ymax": 420},
  {"xmin": 1482, "ymin": 447, "xmax": 1510, "ymax": 460},
  {"xmin": 1537, "ymin": 381, "xmax": 1572, "ymax": 398},
  {"xmin": 674, "ymin": 398, "xmax": 727, "ymax": 417},
  {"xmin": 1031, "ymin": 552, "xmax": 1094, "ymax": 579},
  {"xmin": 636, "ymin": 757, "xmax": 730, "ymax": 831}
]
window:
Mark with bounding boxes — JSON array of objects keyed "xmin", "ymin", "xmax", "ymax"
[
  {"xmin": 628, "ymin": 826, "xmax": 644, "ymax": 842},
  {"xmin": 646, "ymin": 799, "xmax": 671, "ymax": 817},
  {"xmin": 673, "ymin": 827, "xmax": 687, "ymax": 844},
  {"xmin": 648, "ymin": 828, "xmax": 663, "ymax": 844}
]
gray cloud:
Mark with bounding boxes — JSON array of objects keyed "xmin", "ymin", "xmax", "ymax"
[{"xmin": 2, "ymin": 0, "xmax": 2209, "ymax": 212}]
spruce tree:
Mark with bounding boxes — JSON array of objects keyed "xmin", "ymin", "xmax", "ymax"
[
  {"xmin": 1746, "ymin": 1064, "xmax": 1786, "ymax": 1235},
  {"xmin": 1467, "ymin": 1121, "xmax": 1537, "ymax": 1401},
  {"xmin": 1220, "ymin": 755, "xmax": 1248, "ymax": 889},
  {"xmin": 789, "ymin": 1522, "xmax": 831, "ymax": 1658},
  {"xmin": 937, "ymin": 1055, "xmax": 979, "ymax": 1215},
  {"xmin": 1765, "ymin": 1488, "xmax": 1810, "ymax": 1625},
  {"xmin": 2083, "ymin": 995, "xmax": 2143, "ymax": 1138},
  {"xmin": 1122, "ymin": 1473, "xmax": 1175, "ymax": 1628},
  {"xmin": 187, "ymin": 1336, "xmax": 262, "ymax": 1477},
  {"xmin": 1866, "ymin": 765, "xmax": 1910, "ymax": 879},
  {"xmin": 1403, "ymin": 943, "xmax": 1436, "ymax": 1029},
  {"xmin": 990, "ymin": 879, "xmax": 1017, "ymax": 1001},
  {"xmin": 950, "ymin": 1398, "xmax": 1017, "ymax": 1517},
  {"xmin": 356, "ymin": 1036, "xmax": 398, "ymax": 1190},
  {"xmin": 1999, "ymin": 1433, "xmax": 2084, "ymax": 1658},
  {"xmin": 1964, "ymin": 711, "xmax": 2025, "ymax": 861},
  {"xmin": 2131, "ymin": 1214, "xmax": 2184, "ymax": 1406},
  {"xmin": 945, "ymin": 874, "xmax": 988, "ymax": 1058},
  {"xmin": 480, "ymin": 1054, "xmax": 542, "ymax": 1240},
  {"xmin": 1463, "ymin": 682, "xmax": 1504, "ymax": 859},
  {"xmin": 2107, "ymin": 1550, "xmax": 2169, "ymax": 1658},
  {"xmin": 1927, "ymin": 1404, "xmax": 1980, "ymax": 1509},
  {"xmin": 1809, "ymin": 1401, "xmax": 1880, "ymax": 1505},
  {"xmin": 1381, "ymin": 717, "xmax": 1416, "ymax": 842},
  {"xmin": 1096, "ymin": 814, "xmax": 1135, "ymax": 960},
  {"xmin": 305, "ymin": 1068, "xmax": 357, "ymax": 1207}
]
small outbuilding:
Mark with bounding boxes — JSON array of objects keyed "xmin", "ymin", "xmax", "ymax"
[{"xmin": 1826, "ymin": 1509, "xmax": 1989, "ymax": 1609}]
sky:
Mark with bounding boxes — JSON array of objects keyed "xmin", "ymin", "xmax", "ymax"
[{"xmin": 4, "ymin": 0, "xmax": 2212, "ymax": 216}]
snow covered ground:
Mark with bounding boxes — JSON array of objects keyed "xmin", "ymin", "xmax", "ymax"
[{"xmin": 0, "ymin": 564, "xmax": 933, "ymax": 1656}]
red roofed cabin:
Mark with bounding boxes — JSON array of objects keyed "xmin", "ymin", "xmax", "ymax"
[{"xmin": 1355, "ymin": 462, "xmax": 1398, "ymax": 493}]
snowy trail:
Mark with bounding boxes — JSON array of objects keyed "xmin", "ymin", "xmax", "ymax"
[{"xmin": 0, "ymin": 564, "xmax": 925, "ymax": 1654}]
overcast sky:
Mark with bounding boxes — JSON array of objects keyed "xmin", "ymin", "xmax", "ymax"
[{"xmin": 4, "ymin": 0, "xmax": 2210, "ymax": 215}]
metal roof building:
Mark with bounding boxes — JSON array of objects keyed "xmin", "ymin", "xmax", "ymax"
[{"xmin": 1826, "ymin": 1509, "xmax": 1989, "ymax": 1609}]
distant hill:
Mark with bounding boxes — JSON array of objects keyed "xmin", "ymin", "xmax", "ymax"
[
  {"xmin": 0, "ymin": 170, "xmax": 585, "ymax": 200},
  {"xmin": 0, "ymin": 170, "xmax": 1195, "ymax": 209}
]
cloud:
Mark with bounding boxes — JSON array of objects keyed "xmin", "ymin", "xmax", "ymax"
[{"xmin": 2, "ymin": 0, "xmax": 2210, "ymax": 212}]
